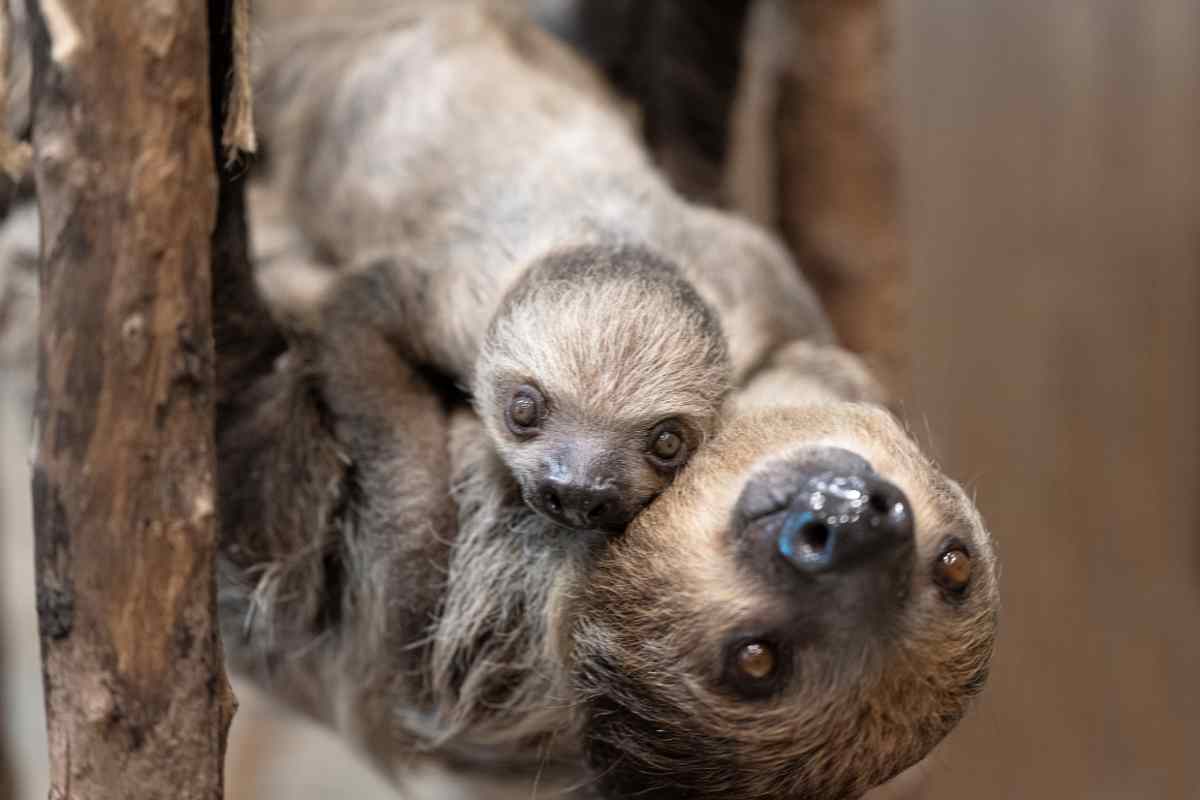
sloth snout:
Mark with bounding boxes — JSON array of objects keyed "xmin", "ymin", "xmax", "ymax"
[
  {"xmin": 735, "ymin": 446, "xmax": 917, "ymax": 608},
  {"xmin": 537, "ymin": 476, "xmax": 631, "ymax": 533},
  {"xmin": 776, "ymin": 474, "xmax": 913, "ymax": 574}
]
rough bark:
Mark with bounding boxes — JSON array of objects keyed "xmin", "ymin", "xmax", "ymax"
[
  {"xmin": 730, "ymin": 0, "xmax": 907, "ymax": 392},
  {"xmin": 29, "ymin": 1, "xmax": 235, "ymax": 798}
]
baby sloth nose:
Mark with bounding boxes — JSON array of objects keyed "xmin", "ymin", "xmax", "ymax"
[
  {"xmin": 539, "ymin": 477, "xmax": 630, "ymax": 533},
  {"xmin": 776, "ymin": 474, "xmax": 913, "ymax": 573}
]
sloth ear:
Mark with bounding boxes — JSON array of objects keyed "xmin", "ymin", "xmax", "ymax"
[{"xmin": 254, "ymin": 258, "xmax": 337, "ymax": 335}]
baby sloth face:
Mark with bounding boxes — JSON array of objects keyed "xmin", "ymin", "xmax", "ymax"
[
  {"xmin": 474, "ymin": 245, "xmax": 731, "ymax": 534},
  {"xmin": 498, "ymin": 381, "xmax": 700, "ymax": 532},
  {"xmin": 573, "ymin": 404, "xmax": 1000, "ymax": 800}
]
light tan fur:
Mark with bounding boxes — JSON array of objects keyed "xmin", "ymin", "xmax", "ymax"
[{"xmin": 573, "ymin": 404, "xmax": 997, "ymax": 797}]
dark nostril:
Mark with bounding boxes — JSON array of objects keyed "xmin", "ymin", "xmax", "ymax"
[
  {"xmin": 799, "ymin": 518, "xmax": 831, "ymax": 552},
  {"xmin": 581, "ymin": 487, "xmax": 629, "ymax": 531},
  {"xmin": 868, "ymin": 489, "xmax": 893, "ymax": 515},
  {"xmin": 776, "ymin": 477, "xmax": 913, "ymax": 573},
  {"xmin": 868, "ymin": 485, "xmax": 905, "ymax": 517},
  {"xmin": 542, "ymin": 488, "xmax": 562, "ymax": 516},
  {"xmin": 587, "ymin": 500, "xmax": 610, "ymax": 521},
  {"xmin": 778, "ymin": 512, "xmax": 835, "ymax": 568}
]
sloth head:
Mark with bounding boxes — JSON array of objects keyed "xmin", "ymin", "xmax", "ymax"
[
  {"xmin": 474, "ymin": 244, "xmax": 731, "ymax": 534},
  {"xmin": 572, "ymin": 403, "xmax": 999, "ymax": 800}
]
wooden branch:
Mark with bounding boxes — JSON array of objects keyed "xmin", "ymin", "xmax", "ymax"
[
  {"xmin": 30, "ymin": 1, "xmax": 235, "ymax": 797},
  {"xmin": 731, "ymin": 0, "xmax": 907, "ymax": 392}
]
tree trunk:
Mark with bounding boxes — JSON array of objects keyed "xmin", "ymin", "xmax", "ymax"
[
  {"xmin": 29, "ymin": 1, "xmax": 236, "ymax": 797},
  {"xmin": 730, "ymin": 0, "xmax": 907, "ymax": 392}
]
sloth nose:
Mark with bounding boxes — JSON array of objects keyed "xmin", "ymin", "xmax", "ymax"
[
  {"xmin": 776, "ymin": 475, "xmax": 913, "ymax": 573},
  {"xmin": 735, "ymin": 446, "xmax": 917, "ymax": 632},
  {"xmin": 538, "ymin": 477, "xmax": 630, "ymax": 533}
]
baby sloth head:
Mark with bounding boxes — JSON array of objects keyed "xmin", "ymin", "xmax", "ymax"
[
  {"xmin": 474, "ymin": 244, "xmax": 731, "ymax": 534},
  {"xmin": 573, "ymin": 404, "xmax": 1000, "ymax": 799}
]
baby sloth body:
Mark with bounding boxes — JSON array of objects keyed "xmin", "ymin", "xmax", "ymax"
[
  {"xmin": 310, "ymin": 239, "xmax": 732, "ymax": 533},
  {"xmin": 261, "ymin": 5, "xmax": 830, "ymax": 530}
]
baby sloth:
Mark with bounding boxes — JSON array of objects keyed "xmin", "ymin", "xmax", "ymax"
[{"xmin": 294, "ymin": 240, "xmax": 731, "ymax": 535}]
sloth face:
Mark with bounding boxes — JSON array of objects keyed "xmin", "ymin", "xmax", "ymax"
[
  {"xmin": 474, "ymin": 244, "xmax": 732, "ymax": 534},
  {"xmin": 493, "ymin": 380, "xmax": 701, "ymax": 533},
  {"xmin": 572, "ymin": 403, "xmax": 999, "ymax": 800}
]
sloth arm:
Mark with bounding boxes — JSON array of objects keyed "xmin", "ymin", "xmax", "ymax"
[
  {"xmin": 218, "ymin": 311, "xmax": 454, "ymax": 727},
  {"xmin": 317, "ymin": 253, "xmax": 495, "ymax": 389}
]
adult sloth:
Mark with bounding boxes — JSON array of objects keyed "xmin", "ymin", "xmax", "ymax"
[{"xmin": 218, "ymin": 305, "xmax": 998, "ymax": 799}]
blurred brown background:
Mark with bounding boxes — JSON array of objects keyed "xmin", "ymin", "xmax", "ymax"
[
  {"xmin": 891, "ymin": 2, "xmax": 1200, "ymax": 797},
  {"xmin": 3, "ymin": 0, "xmax": 1199, "ymax": 798}
]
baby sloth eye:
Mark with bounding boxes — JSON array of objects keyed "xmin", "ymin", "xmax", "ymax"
[
  {"xmin": 652, "ymin": 430, "xmax": 682, "ymax": 459},
  {"xmin": 505, "ymin": 385, "xmax": 545, "ymax": 436},
  {"xmin": 933, "ymin": 547, "xmax": 972, "ymax": 593},
  {"xmin": 646, "ymin": 420, "xmax": 687, "ymax": 468}
]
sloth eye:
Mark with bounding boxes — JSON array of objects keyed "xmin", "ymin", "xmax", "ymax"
[
  {"xmin": 506, "ymin": 385, "xmax": 544, "ymax": 435},
  {"xmin": 652, "ymin": 430, "xmax": 682, "ymax": 459},
  {"xmin": 736, "ymin": 642, "xmax": 776, "ymax": 680},
  {"xmin": 933, "ymin": 546, "xmax": 972, "ymax": 594},
  {"xmin": 646, "ymin": 420, "xmax": 687, "ymax": 468},
  {"xmin": 723, "ymin": 638, "xmax": 786, "ymax": 699}
]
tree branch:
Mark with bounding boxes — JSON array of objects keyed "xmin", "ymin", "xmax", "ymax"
[{"xmin": 30, "ymin": 0, "xmax": 236, "ymax": 796}]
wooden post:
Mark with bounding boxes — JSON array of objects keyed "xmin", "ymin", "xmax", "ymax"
[
  {"xmin": 730, "ymin": 0, "xmax": 907, "ymax": 392},
  {"xmin": 29, "ymin": 0, "xmax": 235, "ymax": 797}
]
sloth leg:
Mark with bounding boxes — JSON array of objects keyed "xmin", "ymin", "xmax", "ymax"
[
  {"xmin": 323, "ymin": 254, "xmax": 442, "ymax": 365},
  {"xmin": 317, "ymin": 253, "xmax": 494, "ymax": 390},
  {"xmin": 256, "ymin": 251, "xmax": 445, "ymax": 369},
  {"xmin": 218, "ymin": 308, "xmax": 454, "ymax": 720}
]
